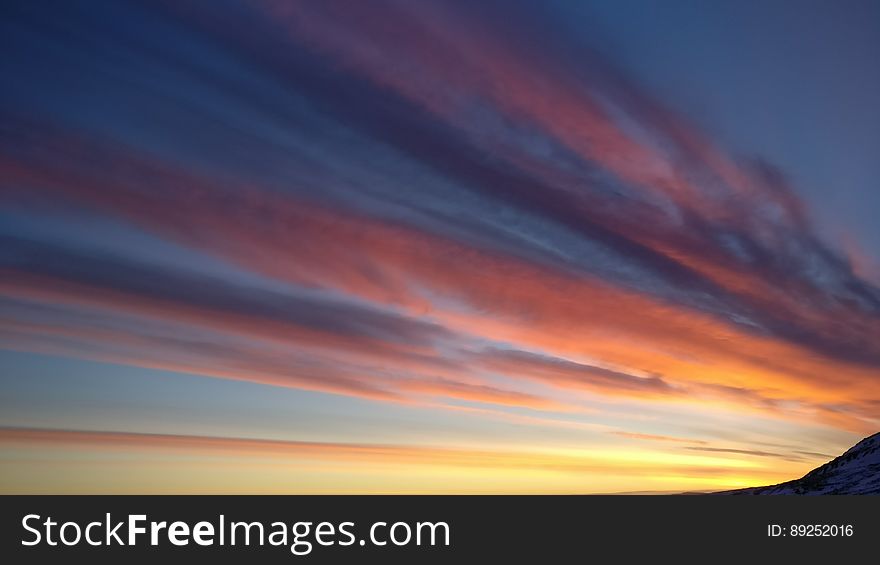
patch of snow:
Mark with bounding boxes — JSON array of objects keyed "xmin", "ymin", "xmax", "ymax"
[{"xmin": 718, "ymin": 432, "xmax": 880, "ymax": 495}]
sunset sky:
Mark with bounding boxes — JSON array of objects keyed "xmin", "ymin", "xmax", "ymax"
[{"xmin": 2, "ymin": 0, "xmax": 879, "ymax": 493}]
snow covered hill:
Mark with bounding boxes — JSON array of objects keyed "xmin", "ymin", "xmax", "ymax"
[{"xmin": 720, "ymin": 432, "xmax": 880, "ymax": 495}]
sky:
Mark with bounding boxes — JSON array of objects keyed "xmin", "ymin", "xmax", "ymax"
[{"xmin": 1, "ymin": 0, "xmax": 879, "ymax": 493}]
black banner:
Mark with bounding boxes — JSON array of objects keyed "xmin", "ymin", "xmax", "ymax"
[{"xmin": 2, "ymin": 495, "xmax": 876, "ymax": 563}]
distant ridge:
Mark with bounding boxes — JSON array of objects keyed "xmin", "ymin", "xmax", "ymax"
[{"xmin": 718, "ymin": 432, "xmax": 880, "ymax": 495}]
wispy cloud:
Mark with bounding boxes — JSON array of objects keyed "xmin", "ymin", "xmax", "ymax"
[{"xmin": 0, "ymin": 0, "xmax": 878, "ymax": 492}]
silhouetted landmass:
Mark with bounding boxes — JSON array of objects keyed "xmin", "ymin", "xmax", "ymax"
[{"xmin": 718, "ymin": 432, "xmax": 880, "ymax": 495}]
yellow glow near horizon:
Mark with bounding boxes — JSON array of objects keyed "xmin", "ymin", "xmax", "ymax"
[{"xmin": 0, "ymin": 428, "xmax": 807, "ymax": 494}]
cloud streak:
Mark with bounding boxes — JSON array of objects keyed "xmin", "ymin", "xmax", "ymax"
[
  {"xmin": 0, "ymin": 427, "xmax": 802, "ymax": 493},
  {"xmin": 1, "ymin": 0, "xmax": 879, "ymax": 492}
]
